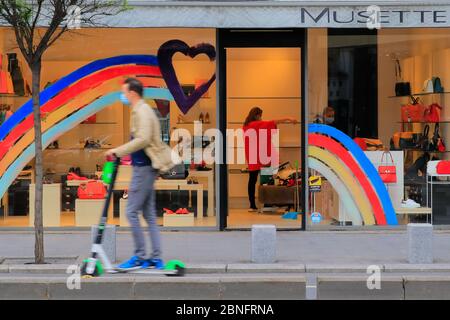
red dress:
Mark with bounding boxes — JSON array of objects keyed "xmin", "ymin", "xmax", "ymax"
[{"xmin": 243, "ymin": 120, "xmax": 279, "ymax": 171}]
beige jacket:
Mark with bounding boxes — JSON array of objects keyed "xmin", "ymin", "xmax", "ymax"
[{"xmin": 112, "ymin": 99, "xmax": 178, "ymax": 172}]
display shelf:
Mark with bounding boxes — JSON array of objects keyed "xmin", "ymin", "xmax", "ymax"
[
  {"xmin": 389, "ymin": 92, "xmax": 450, "ymax": 98},
  {"xmin": 227, "ymin": 97, "xmax": 302, "ymax": 100},
  {"xmin": 176, "ymin": 121, "xmax": 211, "ymax": 125},
  {"xmin": 80, "ymin": 122, "xmax": 117, "ymax": 125},
  {"xmin": 0, "ymin": 94, "xmax": 31, "ymax": 98},
  {"xmin": 400, "ymin": 149, "xmax": 450, "ymax": 153},
  {"xmin": 228, "ymin": 121, "xmax": 301, "ymax": 125},
  {"xmin": 397, "ymin": 121, "xmax": 450, "ymax": 124},
  {"xmin": 45, "ymin": 147, "xmax": 113, "ymax": 151}
]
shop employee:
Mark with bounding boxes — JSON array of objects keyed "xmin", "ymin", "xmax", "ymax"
[{"xmin": 243, "ymin": 107, "xmax": 297, "ymax": 212}]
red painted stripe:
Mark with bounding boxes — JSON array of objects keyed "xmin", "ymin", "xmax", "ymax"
[
  {"xmin": 0, "ymin": 65, "xmax": 161, "ymax": 160},
  {"xmin": 309, "ymin": 133, "xmax": 387, "ymax": 225}
]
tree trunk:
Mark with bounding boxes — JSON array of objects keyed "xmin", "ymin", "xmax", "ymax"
[{"xmin": 32, "ymin": 59, "xmax": 44, "ymax": 264}]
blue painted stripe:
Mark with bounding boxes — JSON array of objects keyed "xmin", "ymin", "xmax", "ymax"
[
  {"xmin": 308, "ymin": 124, "xmax": 398, "ymax": 225},
  {"xmin": 0, "ymin": 88, "xmax": 173, "ymax": 200},
  {"xmin": 0, "ymin": 55, "xmax": 159, "ymax": 141}
]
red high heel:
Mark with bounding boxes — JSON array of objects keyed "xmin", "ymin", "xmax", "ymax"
[{"xmin": 163, "ymin": 208, "xmax": 174, "ymax": 215}]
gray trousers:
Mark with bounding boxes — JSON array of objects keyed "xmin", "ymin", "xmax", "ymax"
[{"xmin": 126, "ymin": 165, "xmax": 162, "ymax": 260}]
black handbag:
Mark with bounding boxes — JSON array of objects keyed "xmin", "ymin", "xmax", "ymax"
[
  {"xmin": 160, "ymin": 163, "xmax": 188, "ymax": 179},
  {"xmin": 418, "ymin": 125, "xmax": 431, "ymax": 151},
  {"xmin": 394, "ymin": 59, "xmax": 411, "ymax": 96}
]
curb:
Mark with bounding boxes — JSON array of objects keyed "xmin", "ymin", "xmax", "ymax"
[{"xmin": 3, "ymin": 263, "xmax": 450, "ymax": 274}]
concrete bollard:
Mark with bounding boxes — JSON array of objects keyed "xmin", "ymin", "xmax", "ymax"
[
  {"xmin": 252, "ymin": 224, "xmax": 276, "ymax": 263},
  {"xmin": 408, "ymin": 223, "xmax": 433, "ymax": 264},
  {"xmin": 91, "ymin": 224, "xmax": 116, "ymax": 263}
]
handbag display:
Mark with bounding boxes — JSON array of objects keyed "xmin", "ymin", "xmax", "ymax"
[
  {"xmin": 401, "ymin": 102, "xmax": 426, "ymax": 123},
  {"xmin": 378, "ymin": 151, "xmax": 397, "ymax": 184},
  {"xmin": 431, "ymin": 123, "xmax": 445, "ymax": 152},
  {"xmin": 77, "ymin": 181, "xmax": 106, "ymax": 199},
  {"xmin": 160, "ymin": 163, "xmax": 188, "ymax": 180},
  {"xmin": 394, "ymin": 59, "xmax": 411, "ymax": 96},
  {"xmin": 436, "ymin": 161, "xmax": 450, "ymax": 175},
  {"xmin": 390, "ymin": 132, "xmax": 421, "ymax": 150},
  {"xmin": 433, "ymin": 77, "xmax": 444, "ymax": 93},
  {"xmin": 423, "ymin": 103, "xmax": 442, "ymax": 123},
  {"xmin": 423, "ymin": 77, "xmax": 445, "ymax": 94},
  {"xmin": 354, "ymin": 137, "xmax": 384, "ymax": 151}
]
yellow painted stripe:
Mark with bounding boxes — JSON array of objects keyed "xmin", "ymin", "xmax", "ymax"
[{"xmin": 309, "ymin": 146, "xmax": 376, "ymax": 225}]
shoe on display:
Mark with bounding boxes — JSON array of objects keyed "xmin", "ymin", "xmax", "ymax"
[
  {"xmin": 163, "ymin": 208, "xmax": 175, "ymax": 214},
  {"xmin": 116, "ymin": 256, "xmax": 150, "ymax": 271},
  {"xmin": 199, "ymin": 112, "xmax": 204, "ymax": 123},
  {"xmin": 147, "ymin": 258, "xmax": 165, "ymax": 270},
  {"xmin": 204, "ymin": 112, "xmax": 210, "ymax": 123},
  {"xmin": 401, "ymin": 199, "xmax": 421, "ymax": 208}
]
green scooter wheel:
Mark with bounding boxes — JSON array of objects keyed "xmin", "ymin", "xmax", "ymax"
[
  {"xmin": 165, "ymin": 259, "xmax": 185, "ymax": 277},
  {"xmin": 80, "ymin": 259, "xmax": 104, "ymax": 278}
]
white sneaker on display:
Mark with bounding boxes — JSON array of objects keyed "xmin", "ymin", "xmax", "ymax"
[{"xmin": 401, "ymin": 199, "xmax": 421, "ymax": 208}]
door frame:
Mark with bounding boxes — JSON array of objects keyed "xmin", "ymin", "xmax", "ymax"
[{"xmin": 216, "ymin": 28, "xmax": 307, "ymax": 230}]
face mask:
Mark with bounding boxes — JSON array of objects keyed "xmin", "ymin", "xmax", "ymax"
[
  {"xmin": 324, "ymin": 117, "xmax": 334, "ymax": 124},
  {"xmin": 120, "ymin": 93, "xmax": 130, "ymax": 106}
]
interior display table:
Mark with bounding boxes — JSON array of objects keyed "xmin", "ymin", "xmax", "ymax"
[
  {"xmin": 29, "ymin": 183, "xmax": 61, "ymax": 227},
  {"xmin": 75, "ymin": 198, "xmax": 112, "ymax": 227},
  {"xmin": 395, "ymin": 207, "xmax": 432, "ymax": 224},
  {"xmin": 68, "ymin": 178, "xmax": 203, "ymax": 220}
]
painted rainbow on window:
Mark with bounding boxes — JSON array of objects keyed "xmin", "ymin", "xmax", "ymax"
[{"xmin": 0, "ymin": 55, "xmax": 397, "ymax": 226}]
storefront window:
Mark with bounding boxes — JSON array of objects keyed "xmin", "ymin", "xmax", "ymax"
[
  {"xmin": 0, "ymin": 28, "xmax": 217, "ymax": 228},
  {"xmin": 307, "ymin": 27, "xmax": 450, "ymax": 228}
]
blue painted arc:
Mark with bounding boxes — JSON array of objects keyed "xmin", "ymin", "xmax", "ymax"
[
  {"xmin": 0, "ymin": 55, "xmax": 159, "ymax": 141},
  {"xmin": 308, "ymin": 124, "xmax": 397, "ymax": 225}
]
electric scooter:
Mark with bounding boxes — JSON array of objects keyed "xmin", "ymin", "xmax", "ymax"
[{"xmin": 80, "ymin": 157, "xmax": 185, "ymax": 278}]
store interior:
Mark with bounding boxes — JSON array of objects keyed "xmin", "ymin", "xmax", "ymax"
[{"xmin": 1, "ymin": 27, "xmax": 450, "ymax": 228}]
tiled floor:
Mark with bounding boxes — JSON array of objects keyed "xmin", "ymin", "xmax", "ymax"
[{"xmin": 0, "ymin": 208, "xmax": 302, "ymax": 228}]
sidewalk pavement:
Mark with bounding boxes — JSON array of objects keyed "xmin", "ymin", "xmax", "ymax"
[
  {"xmin": 2, "ymin": 230, "xmax": 450, "ymax": 299},
  {"xmin": 1, "ymin": 229, "xmax": 450, "ymax": 264}
]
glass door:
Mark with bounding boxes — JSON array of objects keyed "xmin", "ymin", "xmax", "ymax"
[{"xmin": 218, "ymin": 29, "xmax": 306, "ymax": 230}]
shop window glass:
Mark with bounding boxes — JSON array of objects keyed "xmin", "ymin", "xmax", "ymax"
[{"xmin": 0, "ymin": 28, "xmax": 217, "ymax": 228}]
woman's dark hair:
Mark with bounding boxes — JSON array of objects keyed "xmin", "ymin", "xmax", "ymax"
[
  {"xmin": 124, "ymin": 77, "xmax": 143, "ymax": 97},
  {"xmin": 244, "ymin": 107, "xmax": 263, "ymax": 126}
]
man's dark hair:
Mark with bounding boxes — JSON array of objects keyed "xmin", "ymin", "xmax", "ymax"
[{"xmin": 124, "ymin": 77, "xmax": 144, "ymax": 97}]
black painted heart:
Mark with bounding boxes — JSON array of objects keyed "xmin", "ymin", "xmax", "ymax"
[{"xmin": 157, "ymin": 39, "xmax": 216, "ymax": 114}]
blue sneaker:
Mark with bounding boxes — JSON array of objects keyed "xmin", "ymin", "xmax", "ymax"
[
  {"xmin": 116, "ymin": 256, "xmax": 150, "ymax": 271},
  {"xmin": 147, "ymin": 258, "xmax": 165, "ymax": 270}
]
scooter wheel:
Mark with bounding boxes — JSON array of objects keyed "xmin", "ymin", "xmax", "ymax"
[
  {"xmin": 80, "ymin": 260, "xmax": 101, "ymax": 278},
  {"xmin": 167, "ymin": 265, "xmax": 185, "ymax": 277}
]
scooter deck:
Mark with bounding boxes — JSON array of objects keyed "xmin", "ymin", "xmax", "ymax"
[{"xmin": 110, "ymin": 267, "xmax": 181, "ymax": 276}]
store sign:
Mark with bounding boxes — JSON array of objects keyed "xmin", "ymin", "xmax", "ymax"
[
  {"xmin": 96, "ymin": 4, "xmax": 450, "ymax": 28},
  {"xmin": 299, "ymin": 7, "xmax": 449, "ymax": 28},
  {"xmin": 309, "ymin": 176, "xmax": 322, "ymax": 192}
]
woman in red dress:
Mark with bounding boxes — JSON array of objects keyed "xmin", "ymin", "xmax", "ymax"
[{"xmin": 243, "ymin": 107, "xmax": 297, "ymax": 212}]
